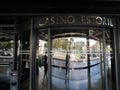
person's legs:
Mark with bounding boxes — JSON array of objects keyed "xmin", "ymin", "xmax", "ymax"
[
  {"xmin": 65, "ymin": 68, "xmax": 68, "ymax": 83},
  {"xmin": 43, "ymin": 70, "xmax": 45, "ymax": 80}
]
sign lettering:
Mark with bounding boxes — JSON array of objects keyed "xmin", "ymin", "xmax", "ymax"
[{"xmin": 38, "ymin": 16, "xmax": 114, "ymax": 27}]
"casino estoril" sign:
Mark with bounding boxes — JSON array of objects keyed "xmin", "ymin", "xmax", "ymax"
[{"xmin": 37, "ymin": 15, "xmax": 115, "ymax": 27}]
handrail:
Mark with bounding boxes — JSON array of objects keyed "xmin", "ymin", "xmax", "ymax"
[{"xmin": 52, "ymin": 61, "xmax": 103, "ymax": 70}]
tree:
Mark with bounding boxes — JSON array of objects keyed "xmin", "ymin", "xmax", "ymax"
[
  {"xmin": 61, "ymin": 39, "xmax": 68, "ymax": 49},
  {"xmin": 53, "ymin": 39, "xmax": 60, "ymax": 49},
  {"xmin": 0, "ymin": 41, "xmax": 11, "ymax": 49},
  {"xmin": 44, "ymin": 42, "xmax": 48, "ymax": 48},
  {"xmin": 53, "ymin": 38, "xmax": 69, "ymax": 50}
]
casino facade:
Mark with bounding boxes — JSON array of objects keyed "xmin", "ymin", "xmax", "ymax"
[{"xmin": 0, "ymin": 1, "xmax": 120, "ymax": 90}]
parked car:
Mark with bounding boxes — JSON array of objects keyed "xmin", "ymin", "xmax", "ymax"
[
  {"xmin": 0, "ymin": 50, "xmax": 13, "ymax": 56},
  {"xmin": 80, "ymin": 54, "xmax": 86, "ymax": 59}
]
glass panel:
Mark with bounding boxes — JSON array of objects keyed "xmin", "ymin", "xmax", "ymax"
[
  {"xmin": 51, "ymin": 29, "xmax": 105, "ymax": 90},
  {"xmin": 89, "ymin": 29, "xmax": 104, "ymax": 90},
  {"xmin": 52, "ymin": 36, "xmax": 89, "ymax": 90},
  {"xmin": 0, "ymin": 30, "xmax": 14, "ymax": 90},
  {"xmin": 36, "ymin": 27, "xmax": 116, "ymax": 90},
  {"xmin": 105, "ymin": 29, "xmax": 116, "ymax": 90},
  {"xmin": 36, "ymin": 29, "xmax": 48, "ymax": 90},
  {"xmin": 18, "ymin": 31, "xmax": 30, "ymax": 90}
]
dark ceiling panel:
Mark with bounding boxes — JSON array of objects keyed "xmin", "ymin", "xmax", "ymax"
[{"xmin": 0, "ymin": 1, "xmax": 119, "ymax": 14}]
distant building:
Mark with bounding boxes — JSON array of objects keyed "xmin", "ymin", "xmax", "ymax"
[{"xmin": 76, "ymin": 41, "xmax": 85, "ymax": 47}]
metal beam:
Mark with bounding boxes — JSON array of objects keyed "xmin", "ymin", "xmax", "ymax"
[
  {"xmin": 0, "ymin": 24, "xmax": 15, "ymax": 27},
  {"xmin": 13, "ymin": 33, "xmax": 18, "ymax": 70},
  {"xmin": 114, "ymin": 20, "xmax": 120, "ymax": 90},
  {"xmin": 103, "ymin": 29, "xmax": 108, "ymax": 90},
  {"xmin": 30, "ymin": 18, "xmax": 36, "ymax": 90},
  {"xmin": 13, "ymin": 18, "xmax": 17, "ymax": 71},
  {"xmin": 48, "ymin": 28, "xmax": 52, "ymax": 90}
]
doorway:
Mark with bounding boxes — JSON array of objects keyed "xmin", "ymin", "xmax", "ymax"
[{"xmin": 36, "ymin": 27, "xmax": 116, "ymax": 90}]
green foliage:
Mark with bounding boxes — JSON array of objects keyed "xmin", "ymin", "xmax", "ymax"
[
  {"xmin": 53, "ymin": 39, "xmax": 60, "ymax": 48},
  {"xmin": 76, "ymin": 44, "xmax": 82, "ymax": 50},
  {"xmin": 0, "ymin": 41, "xmax": 11, "ymax": 49},
  {"xmin": 61, "ymin": 39, "xmax": 68, "ymax": 49},
  {"xmin": 44, "ymin": 42, "xmax": 48, "ymax": 48},
  {"xmin": 53, "ymin": 38, "xmax": 69, "ymax": 49}
]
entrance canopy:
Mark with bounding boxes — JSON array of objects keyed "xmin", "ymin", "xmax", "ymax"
[
  {"xmin": 35, "ymin": 15, "xmax": 115, "ymax": 42},
  {"xmin": 0, "ymin": 15, "xmax": 115, "ymax": 43}
]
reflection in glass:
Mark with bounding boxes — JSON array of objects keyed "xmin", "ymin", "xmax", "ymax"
[
  {"xmin": 51, "ymin": 29, "xmax": 104, "ymax": 90},
  {"xmin": 37, "ymin": 28, "xmax": 49, "ymax": 90},
  {"xmin": 37, "ymin": 29, "xmax": 115, "ymax": 90}
]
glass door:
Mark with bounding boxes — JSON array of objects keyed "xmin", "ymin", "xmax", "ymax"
[
  {"xmin": 51, "ymin": 28, "xmax": 115, "ymax": 90},
  {"xmin": 36, "ymin": 27, "xmax": 116, "ymax": 90},
  {"xmin": 36, "ymin": 28, "xmax": 49, "ymax": 90}
]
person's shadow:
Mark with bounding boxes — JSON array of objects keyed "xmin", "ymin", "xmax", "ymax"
[
  {"xmin": 42, "ymin": 52, "xmax": 48, "ymax": 85},
  {"xmin": 43, "ymin": 63, "xmax": 48, "ymax": 85},
  {"xmin": 65, "ymin": 64, "xmax": 70, "ymax": 84},
  {"xmin": 42, "ymin": 63, "xmax": 48, "ymax": 85},
  {"xmin": 65, "ymin": 52, "xmax": 70, "ymax": 84}
]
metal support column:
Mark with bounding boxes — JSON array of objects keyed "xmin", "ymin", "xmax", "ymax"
[
  {"xmin": 99, "ymin": 38, "xmax": 104, "ymax": 90},
  {"xmin": 18, "ymin": 37, "xmax": 21, "ymax": 90},
  {"xmin": 10, "ymin": 18, "xmax": 18, "ymax": 90},
  {"xmin": 103, "ymin": 29, "xmax": 108, "ymax": 90},
  {"xmin": 87, "ymin": 30, "xmax": 91, "ymax": 90},
  {"xmin": 13, "ymin": 33, "xmax": 18, "ymax": 70},
  {"xmin": 30, "ymin": 18, "xmax": 37, "ymax": 90},
  {"xmin": 48, "ymin": 28, "xmax": 52, "ymax": 90},
  {"xmin": 114, "ymin": 27, "xmax": 119, "ymax": 90},
  {"xmin": 13, "ymin": 18, "xmax": 18, "ymax": 71},
  {"xmin": 115, "ymin": 18, "xmax": 120, "ymax": 90}
]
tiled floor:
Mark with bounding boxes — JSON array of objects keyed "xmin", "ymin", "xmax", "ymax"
[
  {"xmin": 37, "ymin": 58, "xmax": 114, "ymax": 90},
  {"xmin": 37, "ymin": 66, "xmax": 102, "ymax": 90},
  {"xmin": 0, "ymin": 59, "xmax": 115, "ymax": 90}
]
